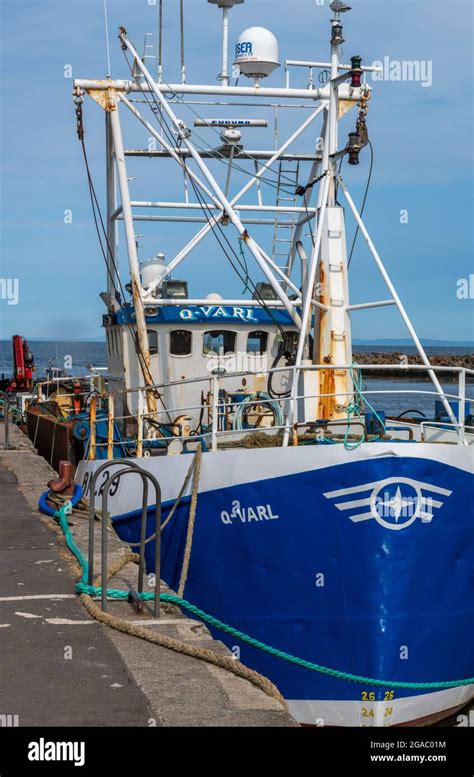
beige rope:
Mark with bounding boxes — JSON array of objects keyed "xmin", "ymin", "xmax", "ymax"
[
  {"xmin": 177, "ymin": 445, "xmax": 202, "ymax": 598},
  {"xmin": 79, "ymin": 591, "xmax": 287, "ymax": 708}
]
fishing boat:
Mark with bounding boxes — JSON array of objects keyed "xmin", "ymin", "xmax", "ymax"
[{"xmin": 73, "ymin": 1, "xmax": 473, "ymax": 726}]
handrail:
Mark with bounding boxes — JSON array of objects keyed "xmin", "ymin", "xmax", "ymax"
[
  {"xmin": 83, "ymin": 363, "xmax": 472, "ymax": 453},
  {"xmin": 86, "ymin": 460, "xmax": 161, "ymax": 617},
  {"xmin": 98, "ymin": 363, "xmax": 474, "ymax": 398}
]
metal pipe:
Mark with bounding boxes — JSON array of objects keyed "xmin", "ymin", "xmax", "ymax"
[
  {"xmin": 317, "ymin": 107, "xmax": 330, "ymax": 209},
  {"xmin": 136, "ymin": 390, "xmax": 143, "ymax": 457},
  {"xmin": 346, "ymin": 300, "xmax": 396, "ymax": 311},
  {"xmin": 0, "ymin": 391, "xmax": 10, "ymax": 451},
  {"xmin": 124, "ymin": 215, "xmax": 281, "ymax": 226},
  {"xmin": 108, "ymin": 96, "xmax": 157, "ymax": 413},
  {"xmin": 107, "ymin": 393, "xmax": 114, "ymax": 460},
  {"xmin": 286, "ymin": 60, "xmax": 383, "ymax": 74},
  {"xmin": 128, "ymin": 201, "xmax": 317, "ymax": 214},
  {"xmin": 224, "ymin": 146, "xmax": 234, "ymax": 196},
  {"xmin": 158, "ymin": 0, "xmax": 163, "ymax": 81},
  {"xmin": 144, "ymin": 298, "xmax": 300, "ymax": 307},
  {"xmin": 75, "ymin": 77, "xmax": 368, "ymax": 102},
  {"xmin": 137, "ymin": 478, "xmax": 149, "ymax": 595},
  {"xmin": 179, "ymin": 0, "xmax": 186, "ymax": 84},
  {"xmin": 221, "ymin": 6, "xmax": 230, "ymax": 87},
  {"xmin": 211, "ymin": 375, "xmax": 219, "ymax": 452},
  {"xmin": 328, "ymin": 21, "xmax": 339, "ymax": 206},
  {"xmin": 296, "ymin": 241, "xmax": 308, "ymax": 291},
  {"xmin": 105, "ymin": 113, "xmax": 117, "ymax": 297},
  {"xmin": 458, "ymin": 369, "xmax": 466, "ymax": 445},
  {"xmin": 338, "ymin": 176, "xmax": 459, "ymax": 428},
  {"xmin": 88, "ymin": 395, "xmax": 96, "ymax": 461},
  {"xmin": 125, "ymin": 149, "xmax": 321, "ymax": 161}
]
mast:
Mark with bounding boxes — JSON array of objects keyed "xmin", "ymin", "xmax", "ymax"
[{"xmin": 108, "ymin": 94, "xmax": 157, "ymax": 415}]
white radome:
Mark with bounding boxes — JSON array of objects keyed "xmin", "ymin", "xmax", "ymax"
[
  {"xmin": 234, "ymin": 27, "xmax": 280, "ymax": 79},
  {"xmin": 205, "ymin": 292, "xmax": 224, "ymax": 301},
  {"xmin": 140, "ymin": 253, "xmax": 166, "ymax": 290},
  {"xmin": 207, "ymin": 0, "xmax": 244, "ymax": 6}
]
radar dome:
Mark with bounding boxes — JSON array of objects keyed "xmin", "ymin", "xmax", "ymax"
[{"xmin": 234, "ymin": 27, "xmax": 280, "ymax": 79}]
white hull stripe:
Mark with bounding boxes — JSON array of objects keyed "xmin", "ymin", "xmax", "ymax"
[
  {"xmin": 287, "ymin": 684, "xmax": 474, "ymax": 727},
  {"xmin": 76, "ymin": 443, "xmax": 473, "ymax": 518}
]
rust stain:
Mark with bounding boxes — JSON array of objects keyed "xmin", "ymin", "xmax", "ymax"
[
  {"xmin": 318, "ymin": 355, "xmax": 336, "ymax": 420},
  {"xmin": 316, "ymin": 263, "xmax": 336, "ymax": 420},
  {"xmin": 86, "ymin": 87, "xmax": 117, "ymax": 112}
]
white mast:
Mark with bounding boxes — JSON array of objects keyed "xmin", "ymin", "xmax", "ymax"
[{"xmin": 311, "ymin": 13, "xmax": 354, "ymax": 421}]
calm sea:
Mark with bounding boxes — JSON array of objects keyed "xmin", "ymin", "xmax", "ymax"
[{"xmin": 1, "ymin": 340, "xmax": 472, "ymax": 417}]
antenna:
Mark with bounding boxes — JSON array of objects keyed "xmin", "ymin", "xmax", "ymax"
[
  {"xmin": 180, "ymin": 0, "xmax": 186, "ymax": 84},
  {"xmin": 208, "ymin": 0, "xmax": 244, "ymax": 87},
  {"xmin": 103, "ymin": 0, "xmax": 111, "ymax": 78},
  {"xmin": 157, "ymin": 0, "xmax": 163, "ymax": 82}
]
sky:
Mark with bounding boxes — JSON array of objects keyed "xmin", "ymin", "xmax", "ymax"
[{"xmin": 0, "ymin": 0, "xmax": 473, "ymax": 342}]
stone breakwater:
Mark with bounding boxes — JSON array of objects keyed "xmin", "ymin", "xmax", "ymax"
[{"xmin": 352, "ymin": 352, "xmax": 474, "ymax": 380}]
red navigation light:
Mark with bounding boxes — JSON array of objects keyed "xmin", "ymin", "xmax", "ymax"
[{"xmin": 350, "ymin": 55, "xmax": 362, "ymax": 88}]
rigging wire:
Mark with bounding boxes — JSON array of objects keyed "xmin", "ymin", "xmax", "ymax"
[{"xmin": 347, "ymin": 138, "xmax": 374, "ymax": 269}]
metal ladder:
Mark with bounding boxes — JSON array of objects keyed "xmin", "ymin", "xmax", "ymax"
[{"xmin": 271, "ymin": 160, "xmax": 301, "ymax": 279}]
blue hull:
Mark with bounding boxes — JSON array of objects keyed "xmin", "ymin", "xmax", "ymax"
[{"xmin": 111, "ymin": 453, "xmax": 474, "ymax": 724}]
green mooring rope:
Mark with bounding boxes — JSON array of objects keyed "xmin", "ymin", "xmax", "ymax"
[{"xmin": 54, "ymin": 501, "xmax": 474, "ymax": 691}]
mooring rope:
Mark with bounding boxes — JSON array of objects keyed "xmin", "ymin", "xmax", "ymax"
[
  {"xmin": 39, "ymin": 483, "xmax": 474, "ymax": 693},
  {"xmin": 39, "ymin": 483, "xmax": 286, "ymax": 708},
  {"xmin": 177, "ymin": 445, "xmax": 201, "ymax": 597}
]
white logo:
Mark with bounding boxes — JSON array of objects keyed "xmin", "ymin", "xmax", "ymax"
[
  {"xmin": 220, "ymin": 499, "xmax": 279, "ymax": 525},
  {"xmin": 28, "ymin": 738, "xmax": 85, "ymax": 767},
  {"xmin": 323, "ymin": 477, "xmax": 452, "ymax": 531}
]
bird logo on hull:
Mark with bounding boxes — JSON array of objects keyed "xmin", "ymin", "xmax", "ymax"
[{"xmin": 323, "ymin": 477, "xmax": 452, "ymax": 530}]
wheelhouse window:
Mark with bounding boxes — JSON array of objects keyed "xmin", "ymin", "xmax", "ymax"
[
  {"xmin": 170, "ymin": 329, "xmax": 192, "ymax": 356},
  {"xmin": 247, "ymin": 331, "xmax": 268, "ymax": 354},
  {"xmin": 202, "ymin": 330, "xmax": 236, "ymax": 355},
  {"xmin": 147, "ymin": 329, "xmax": 158, "ymax": 356}
]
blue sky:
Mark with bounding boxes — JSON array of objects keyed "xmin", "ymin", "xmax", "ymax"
[{"xmin": 0, "ymin": 0, "xmax": 472, "ymax": 341}]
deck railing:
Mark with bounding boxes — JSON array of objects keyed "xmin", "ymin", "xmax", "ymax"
[{"xmin": 81, "ymin": 363, "xmax": 473, "ymax": 457}]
